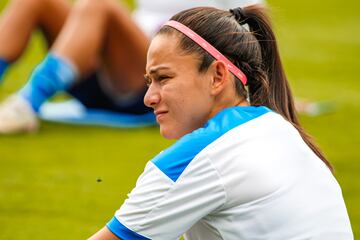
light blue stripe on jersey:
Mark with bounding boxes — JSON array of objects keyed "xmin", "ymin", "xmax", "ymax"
[
  {"xmin": 152, "ymin": 106, "xmax": 271, "ymax": 182},
  {"xmin": 107, "ymin": 217, "xmax": 150, "ymax": 240}
]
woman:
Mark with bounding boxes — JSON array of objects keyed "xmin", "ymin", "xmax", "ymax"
[{"xmin": 89, "ymin": 5, "xmax": 353, "ymax": 240}]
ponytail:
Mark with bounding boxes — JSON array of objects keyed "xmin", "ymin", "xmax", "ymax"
[{"xmin": 238, "ymin": 5, "xmax": 333, "ymax": 171}]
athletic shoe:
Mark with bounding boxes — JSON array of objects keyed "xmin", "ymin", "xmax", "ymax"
[{"xmin": 0, "ymin": 95, "xmax": 38, "ymax": 134}]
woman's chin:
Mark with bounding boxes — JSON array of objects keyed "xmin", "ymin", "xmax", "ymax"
[{"xmin": 160, "ymin": 126, "xmax": 182, "ymax": 140}]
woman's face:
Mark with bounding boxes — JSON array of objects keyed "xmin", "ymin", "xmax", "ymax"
[{"xmin": 144, "ymin": 34, "xmax": 215, "ymax": 139}]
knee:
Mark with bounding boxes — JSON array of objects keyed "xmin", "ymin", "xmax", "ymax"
[
  {"xmin": 73, "ymin": 0, "xmax": 110, "ymax": 14},
  {"xmin": 8, "ymin": 0, "xmax": 60, "ymax": 13},
  {"xmin": 10, "ymin": 0, "xmax": 45, "ymax": 10}
]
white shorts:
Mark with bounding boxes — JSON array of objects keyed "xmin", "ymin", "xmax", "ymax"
[{"xmin": 132, "ymin": 0, "xmax": 265, "ymax": 37}]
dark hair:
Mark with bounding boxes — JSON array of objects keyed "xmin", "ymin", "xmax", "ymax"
[{"xmin": 157, "ymin": 5, "xmax": 333, "ymax": 171}]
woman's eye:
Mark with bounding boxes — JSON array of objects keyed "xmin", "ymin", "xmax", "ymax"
[
  {"xmin": 144, "ymin": 75, "xmax": 171, "ymax": 87},
  {"xmin": 158, "ymin": 75, "xmax": 169, "ymax": 81}
]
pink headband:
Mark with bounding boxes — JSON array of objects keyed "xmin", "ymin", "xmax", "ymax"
[{"xmin": 164, "ymin": 20, "xmax": 247, "ymax": 85}]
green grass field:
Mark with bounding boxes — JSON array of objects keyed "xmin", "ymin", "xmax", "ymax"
[{"xmin": 0, "ymin": 0, "xmax": 359, "ymax": 239}]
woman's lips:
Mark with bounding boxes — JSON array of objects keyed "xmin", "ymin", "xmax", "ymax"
[{"xmin": 155, "ymin": 110, "xmax": 168, "ymax": 121}]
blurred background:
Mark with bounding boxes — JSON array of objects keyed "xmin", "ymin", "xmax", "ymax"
[{"xmin": 0, "ymin": 0, "xmax": 359, "ymax": 239}]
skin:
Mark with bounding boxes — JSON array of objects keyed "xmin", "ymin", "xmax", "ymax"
[
  {"xmin": 144, "ymin": 34, "xmax": 249, "ymax": 139},
  {"xmin": 0, "ymin": 0, "xmax": 70, "ymax": 61},
  {"xmin": 88, "ymin": 227, "xmax": 119, "ymax": 240},
  {"xmin": 53, "ymin": 0, "xmax": 148, "ymax": 93}
]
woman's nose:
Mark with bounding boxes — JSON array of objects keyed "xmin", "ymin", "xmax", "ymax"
[{"xmin": 144, "ymin": 83, "xmax": 161, "ymax": 108}]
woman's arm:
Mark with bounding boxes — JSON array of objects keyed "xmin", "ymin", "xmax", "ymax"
[{"xmin": 88, "ymin": 227, "xmax": 120, "ymax": 240}]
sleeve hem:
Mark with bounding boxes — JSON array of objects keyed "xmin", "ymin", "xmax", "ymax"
[{"xmin": 106, "ymin": 217, "xmax": 150, "ymax": 240}]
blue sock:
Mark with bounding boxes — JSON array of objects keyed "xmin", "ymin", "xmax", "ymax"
[
  {"xmin": 18, "ymin": 53, "xmax": 78, "ymax": 112},
  {"xmin": 0, "ymin": 58, "xmax": 9, "ymax": 84}
]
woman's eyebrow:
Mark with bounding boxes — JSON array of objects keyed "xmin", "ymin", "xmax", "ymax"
[{"xmin": 148, "ymin": 66, "xmax": 171, "ymax": 75}]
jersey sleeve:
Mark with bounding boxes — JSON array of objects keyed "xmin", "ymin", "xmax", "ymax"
[{"xmin": 106, "ymin": 153, "xmax": 226, "ymax": 240}]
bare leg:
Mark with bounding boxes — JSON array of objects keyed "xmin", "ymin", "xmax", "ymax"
[
  {"xmin": 102, "ymin": 0, "xmax": 149, "ymax": 93},
  {"xmin": 0, "ymin": 0, "xmax": 71, "ymax": 62},
  {"xmin": 52, "ymin": 0, "xmax": 149, "ymax": 93}
]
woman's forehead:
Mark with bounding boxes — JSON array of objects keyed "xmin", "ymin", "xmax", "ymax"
[
  {"xmin": 146, "ymin": 34, "xmax": 197, "ymax": 72},
  {"xmin": 147, "ymin": 34, "xmax": 179, "ymax": 59}
]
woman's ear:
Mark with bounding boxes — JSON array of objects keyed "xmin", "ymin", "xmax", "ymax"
[{"xmin": 209, "ymin": 60, "xmax": 229, "ymax": 96}]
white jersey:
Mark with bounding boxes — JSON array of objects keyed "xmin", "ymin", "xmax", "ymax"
[
  {"xmin": 132, "ymin": 0, "xmax": 264, "ymax": 36},
  {"xmin": 106, "ymin": 106, "xmax": 353, "ymax": 239}
]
